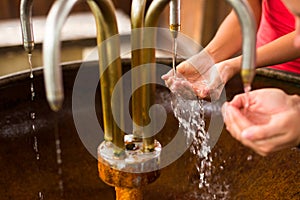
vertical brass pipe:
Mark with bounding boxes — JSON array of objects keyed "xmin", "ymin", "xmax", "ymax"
[
  {"xmin": 87, "ymin": 1, "xmax": 112, "ymax": 143},
  {"xmin": 142, "ymin": 0, "xmax": 171, "ymax": 152},
  {"xmin": 131, "ymin": 0, "xmax": 147, "ymax": 140},
  {"xmin": 88, "ymin": 0, "xmax": 125, "ymax": 155}
]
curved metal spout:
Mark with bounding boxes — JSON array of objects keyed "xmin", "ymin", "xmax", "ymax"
[
  {"xmin": 43, "ymin": 0, "xmax": 78, "ymax": 111},
  {"xmin": 141, "ymin": 0, "xmax": 171, "ymax": 151},
  {"xmin": 20, "ymin": 0, "xmax": 34, "ymax": 53},
  {"xmin": 226, "ymin": 0, "xmax": 257, "ymax": 89},
  {"xmin": 133, "ymin": 0, "xmax": 180, "ymax": 151},
  {"xmin": 43, "ymin": 0, "xmax": 124, "ymax": 152}
]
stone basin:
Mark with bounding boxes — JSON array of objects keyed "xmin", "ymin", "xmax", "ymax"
[{"xmin": 0, "ymin": 59, "xmax": 299, "ymax": 199}]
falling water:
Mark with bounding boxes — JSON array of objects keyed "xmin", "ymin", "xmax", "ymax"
[
  {"xmin": 172, "ymin": 37, "xmax": 178, "ymax": 76},
  {"xmin": 28, "ymin": 53, "xmax": 40, "ymax": 161},
  {"xmin": 243, "ymin": 83, "xmax": 253, "ymax": 162},
  {"xmin": 243, "ymin": 83, "xmax": 251, "ymax": 109},
  {"xmin": 54, "ymin": 120, "xmax": 65, "ymax": 199},
  {"xmin": 171, "ymin": 92, "xmax": 230, "ymax": 199},
  {"xmin": 28, "ymin": 54, "xmax": 44, "ymax": 200}
]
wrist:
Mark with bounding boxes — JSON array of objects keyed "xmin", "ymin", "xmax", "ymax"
[{"xmin": 218, "ymin": 57, "xmax": 241, "ymax": 83}]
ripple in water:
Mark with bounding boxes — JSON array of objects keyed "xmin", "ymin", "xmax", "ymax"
[{"xmin": 171, "ymin": 92, "xmax": 230, "ymax": 199}]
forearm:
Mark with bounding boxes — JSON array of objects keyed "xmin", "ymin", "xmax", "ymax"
[
  {"xmin": 204, "ymin": 11, "xmax": 243, "ymax": 63},
  {"xmin": 256, "ymin": 31, "xmax": 300, "ymax": 68},
  {"xmin": 204, "ymin": 0, "xmax": 262, "ymax": 63},
  {"xmin": 220, "ymin": 32, "xmax": 300, "ymax": 82}
]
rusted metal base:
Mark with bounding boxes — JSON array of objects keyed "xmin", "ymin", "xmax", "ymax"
[{"xmin": 98, "ymin": 137, "xmax": 161, "ymax": 200}]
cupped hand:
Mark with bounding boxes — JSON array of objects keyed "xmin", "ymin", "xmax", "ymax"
[
  {"xmin": 222, "ymin": 88, "xmax": 300, "ymax": 156},
  {"xmin": 161, "ymin": 50, "xmax": 228, "ymax": 100}
]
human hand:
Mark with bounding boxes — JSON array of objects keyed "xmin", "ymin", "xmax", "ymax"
[
  {"xmin": 222, "ymin": 88, "xmax": 300, "ymax": 156},
  {"xmin": 161, "ymin": 70, "xmax": 198, "ymax": 100},
  {"xmin": 161, "ymin": 50, "xmax": 226, "ymax": 100}
]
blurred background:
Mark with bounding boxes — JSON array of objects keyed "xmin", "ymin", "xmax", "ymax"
[{"xmin": 0, "ymin": 0, "xmax": 230, "ymax": 76}]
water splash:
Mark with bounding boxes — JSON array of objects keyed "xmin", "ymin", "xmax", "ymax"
[{"xmin": 171, "ymin": 92, "xmax": 230, "ymax": 199}]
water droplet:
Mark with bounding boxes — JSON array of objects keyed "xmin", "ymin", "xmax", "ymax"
[
  {"xmin": 30, "ymin": 84, "xmax": 34, "ymax": 92},
  {"xmin": 30, "ymin": 112, "xmax": 36, "ymax": 120},
  {"xmin": 38, "ymin": 191, "xmax": 44, "ymax": 200},
  {"xmin": 32, "ymin": 124, "xmax": 36, "ymax": 131},
  {"xmin": 56, "ymin": 149, "xmax": 61, "ymax": 154},
  {"xmin": 247, "ymin": 155, "xmax": 253, "ymax": 161}
]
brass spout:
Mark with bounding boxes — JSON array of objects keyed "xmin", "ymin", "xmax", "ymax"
[
  {"xmin": 20, "ymin": 0, "xmax": 34, "ymax": 53},
  {"xmin": 143, "ymin": 0, "xmax": 171, "ymax": 65},
  {"xmin": 226, "ymin": 0, "xmax": 257, "ymax": 90},
  {"xmin": 43, "ymin": 0, "xmax": 124, "ymax": 153},
  {"xmin": 88, "ymin": 0, "xmax": 125, "ymax": 154},
  {"xmin": 131, "ymin": 0, "xmax": 147, "ymax": 140},
  {"xmin": 142, "ymin": 0, "xmax": 171, "ymax": 152},
  {"xmin": 131, "ymin": 0, "xmax": 172, "ymax": 152}
]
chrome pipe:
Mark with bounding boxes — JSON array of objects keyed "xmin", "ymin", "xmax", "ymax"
[
  {"xmin": 226, "ymin": 0, "xmax": 257, "ymax": 89},
  {"xmin": 20, "ymin": 0, "xmax": 34, "ymax": 53}
]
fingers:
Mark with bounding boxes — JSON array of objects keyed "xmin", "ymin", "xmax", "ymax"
[
  {"xmin": 222, "ymin": 103, "xmax": 253, "ymax": 140},
  {"xmin": 170, "ymin": 79, "xmax": 197, "ymax": 100},
  {"xmin": 228, "ymin": 93, "xmax": 251, "ymax": 109},
  {"xmin": 241, "ymin": 115, "xmax": 286, "ymax": 141},
  {"xmin": 222, "ymin": 103, "xmax": 263, "ymax": 154},
  {"xmin": 161, "ymin": 69, "xmax": 174, "ymax": 80},
  {"xmin": 245, "ymin": 131, "xmax": 296, "ymax": 156},
  {"xmin": 194, "ymin": 87, "xmax": 209, "ymax": 99},
  {"xmin": 223, "ymin": 103, "xmax": 293, "ymax": 156}
]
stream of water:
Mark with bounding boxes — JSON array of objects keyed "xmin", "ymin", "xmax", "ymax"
[
  {"xmin": 171, "ymin": 93, "xmax": 230, "ymax": 199},
  {"xmin": 28, "ymin": 54, "xmax": 65, "ymax": 199},
  {"xmin": 168, "ymin": 65, "xmax": 230, "ymax": 200},
  {"xmin": 28, "ymin": 54, "xmax": 44, "ymax": 200}
]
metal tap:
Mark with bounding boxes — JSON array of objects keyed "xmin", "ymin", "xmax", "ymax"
[
  {"xmin": 169, "ymin": 0, "xmax": 180, "ymax": 39},
  {"xmin": 226, "ymin": 0, "xmax": 257, "ymax": 90},
  {"xmin": 131, "ymin": 0, "xmax": 175, "ymax": 151},
  {"xmin": 20, "ymin": 0, "xmax": 34, "ymax": 53},
  {"xmin": 43, "ymin": 0, "xmax": 125, "ymax": 152}
]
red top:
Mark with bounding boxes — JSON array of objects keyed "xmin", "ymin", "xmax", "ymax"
[{"xmin": 257, "ymin": 0, "xmax": 300, "ymax": 74}]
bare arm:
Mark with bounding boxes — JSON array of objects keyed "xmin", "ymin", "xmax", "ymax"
[
  {"xmin": 220, "ymin": 31, "xmax": 300, "ymax": 83},
  {"xmin": 204, "ymin": 0, "xmax": 262, "ymax": 63},
  {"xmin": 256, "ymin": 31, "xmax": 300, "ymax": 67}
]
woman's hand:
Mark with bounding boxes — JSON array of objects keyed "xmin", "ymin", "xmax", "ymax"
[
  {"xmin": 222, "ymin": 88, "xmax": 300, "ymax": 156},
  {"xmin": 162, "ymin": 51, "xmax": 241, "ymax": 100}
]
